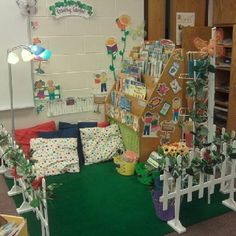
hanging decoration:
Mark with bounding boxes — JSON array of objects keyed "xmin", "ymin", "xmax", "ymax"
[
  {"xmin": 49, "ymin": 0, "xmax": 93, "ymax": 19},
  {"xmin": 116, "ymin": 14, "xmax": 131, "ymax": 62},
  {"xmin": 16, "ymin": 0, "xmax": 37, "ymax": 16}
]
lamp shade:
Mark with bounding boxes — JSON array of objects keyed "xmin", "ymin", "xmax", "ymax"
[
  {"xmin": 31, "ymin": 45, "xmax": 52, "ymax": 61},
  {"xmin": 31, "ymin": 45, "xmax": 45, "ymax": 55},
  {"xmin": 21, "ymin": 49, "xmax": 34, "ymax": 62},
  {"xmin": 38, "ymin": 50, "xmax": 52, "ymax": 60},
  {"xmin": 7, "ymin": 52, "xmax": 19, "ymax": 64}
]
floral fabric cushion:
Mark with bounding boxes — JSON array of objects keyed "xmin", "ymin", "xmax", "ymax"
[
  {"xmin": 80, "ymin": 124, "xmax": 124, "ymax": 165},
  {"xmin": 30, "ymin": 138, "xmax": 80, "ymax": 176}
]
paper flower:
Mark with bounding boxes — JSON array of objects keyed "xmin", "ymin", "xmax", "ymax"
[
  {"xmin": 116, "ymin": 15, "xmax": 131, "ymax": 62},
  {"xmin": 10, "ymin": 167, "xmax": 22, "ymax": 179},
  {"xmin": 105, "ymin": 37, "xmax": 118, "ymax": 54},
  {"xmin": 31, "ymin": 176, "xmax": 43, "ymax": 190},
  {"xmin": 105, "ymin": 37, "xmax": 118, "ymax": 81},
  {"xmin": 116, "ymin": 14, "xmax": 131, "ymax": 30}
]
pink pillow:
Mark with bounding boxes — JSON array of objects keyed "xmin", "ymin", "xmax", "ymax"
[{"xmin": 15, "ymin": 121, "xmax": 56, "ymax": 158}]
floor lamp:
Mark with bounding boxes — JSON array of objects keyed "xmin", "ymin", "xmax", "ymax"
[
  {"xmin": 7, "ymin": 44, "xmax": 52, "ymax": 138},
  {"xmin": 5, "ymin": 45, "xmax": 51, "ymax": 182}
]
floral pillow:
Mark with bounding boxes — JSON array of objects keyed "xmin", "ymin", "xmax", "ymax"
[
  {"xmin": 30, "ymin": 138, "xmax": 80, "ymax": 176},
  {"xmin": 80, "ymin": 124, "xmax": 124, "ymax": 165}
]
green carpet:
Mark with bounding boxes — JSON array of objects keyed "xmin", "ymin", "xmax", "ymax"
[{"xmin": 6, "ymin": 161, "xmax": 232, "ymax": 236}]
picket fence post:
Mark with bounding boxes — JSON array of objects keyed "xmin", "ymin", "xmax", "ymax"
[{"xmin": 222, "ymin": 140, "xmax": 236, "ymax": 211}]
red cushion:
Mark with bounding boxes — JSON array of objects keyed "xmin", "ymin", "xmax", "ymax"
[
  {"xmin": 97, "ymin": 121, "xmax": 110, "ymax": 128},
  {"xmin": 15, "ymin": 121, "xmax": 56, "ymax": 157}
]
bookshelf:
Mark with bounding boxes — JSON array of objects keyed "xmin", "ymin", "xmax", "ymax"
[
  {"xmin": 214, "ymin": 25, "xmax": 236, "ymax": 131},
  {"xmin": 105, "ymin": 42, "xmax": 186, "ymax": 161}
]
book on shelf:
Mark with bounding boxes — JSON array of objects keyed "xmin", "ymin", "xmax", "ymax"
[{"xmin": 0, "ymin": 221, "xmax": 25, "ymax": 236}]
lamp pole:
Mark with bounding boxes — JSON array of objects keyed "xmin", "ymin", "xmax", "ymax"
[{"xmin": 7, "ymin": 50, "xmax": 16, "ymax": 140}]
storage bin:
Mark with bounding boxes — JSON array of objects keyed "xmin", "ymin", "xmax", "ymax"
[
  {"xmin": 151, "ymin": 190, "xmax": 175, "ymax": 221},
  {"xmin": 0, "ymin": 214, "xmax": 28, "ymax": 236},
  {"xmin": 113, "ymin": 150, "xmax": 138, "ymax": 176}
]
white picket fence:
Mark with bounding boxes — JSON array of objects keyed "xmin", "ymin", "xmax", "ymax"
[
  {"xmin": 159, "ymin": 127, "xmax": 236, "ymax": 234},
  {"xmin": 0, "ymin": 124, "xmax": 50, "ymax": 236}
]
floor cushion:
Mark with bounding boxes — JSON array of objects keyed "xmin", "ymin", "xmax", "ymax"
[
  {"xmin": 30, "ymin": 138, "xmax": 80, "ymax": 176},
  {"xmin": 80, "ymin": 124, "xmax": 124, "ymax": 165},
  {"xmin": 78, "ymin": 122, "xmax": 97, "ymax": 166},
  {"xmin": 15, "ymin": 121, "xmax": 56, "ymax": 158}
]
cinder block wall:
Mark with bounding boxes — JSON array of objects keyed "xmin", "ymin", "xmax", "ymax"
[{"xmin": 1, "ymin": 0, "xmax": 144, "ymax": 131}]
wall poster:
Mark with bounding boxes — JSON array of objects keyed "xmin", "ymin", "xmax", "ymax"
[{"xmin": 176, "ymin": 12, "xmax": 195, "ymax": 46}]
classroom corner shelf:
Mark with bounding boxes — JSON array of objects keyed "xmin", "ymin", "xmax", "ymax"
[
  {"xmin": 214, "ymin": 24, "xmax": 236, "ymax": 131},
  {"xmin": 105, "ymin": 47, "xmax": 186, "ymax": 161}
]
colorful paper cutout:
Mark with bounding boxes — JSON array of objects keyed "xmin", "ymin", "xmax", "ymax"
[
  {"xmin": 170, "ymin": 79, "xmax": 181, "ymax": 94},
  {"xmin": 49, "ymin": 0, "xmax": 94, "ymax": 19},
  {"xmin": 142, "ymin": 112, "xmax": 160, "ymax": 137},
  {"xmin": 160, "ymin": 120, "xmax": 175, "ymax": 133},
  {"xmin": 116, "ymin": 14, "xmax": 131, "ymax": 62},
  {"xmin": 148, "ymin": 96, "xmax": 163, "ymax": 110},
  {"xmin": 32, "ymin": 37, "xmax": 41, "ymax": 45},
  {"xmin": 31, "ymin": 21, "xmax": 40, "ymax": 30},
  {"xmin": 94, "ymin": 72, "xmax": 108, "ymax": 93},
  {"xmin": 160, "ymin": 102, "xmax": 171, "ymax": 116},
  {"xmin": 172, "ymin": 97, "xmax": 181, "ymax": 124},
  {"xmin": 34, "ymin": 80, "xmax": 61, "ymax": 101},
  {"xmin": 105, "ymin": 37, "xmax": 118, "ymax": 81},
  {"xmin": 156, "ymin": 83, "xmax": 169, "ymax": 96},
  {"xmin": 173, "ymin": 48, "xmax": 185, "ymax": 61},
  {"xmin": 169, "ymin": 62, "xmax": 180, "ymax": 77}
]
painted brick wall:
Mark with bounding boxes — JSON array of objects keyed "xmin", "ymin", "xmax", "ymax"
[{"xmin": 1, "ymin": 0, "xmax": 144, "ymax": 131}]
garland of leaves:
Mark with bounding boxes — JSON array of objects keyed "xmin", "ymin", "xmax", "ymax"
[
  {"xmin": 186, "ymin": 57, "xmax": 215, "ymax": 149},
  {"xmin": 0, "ymin": 129, "xmax": 61, "ymax": 207}
]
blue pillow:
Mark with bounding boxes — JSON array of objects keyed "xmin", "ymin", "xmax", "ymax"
[
  {"xmin": 78, "ymin": 122, "xmax": 97, "ymax": 165},
  {"xmin": 59, "ymin": 122, "xmax": 77, "ymax": 130},
  {"xmin": 58, "ymin": 122, "xmax": 78, "ymax": 138},
  {"xmin": 38, "ymin": 131, "xmax": 60, "ymax": 138}
]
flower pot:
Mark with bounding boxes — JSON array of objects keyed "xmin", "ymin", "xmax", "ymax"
[{"xmin": 151, "ymin": 189, "xmax": 175, "ymax": 221}]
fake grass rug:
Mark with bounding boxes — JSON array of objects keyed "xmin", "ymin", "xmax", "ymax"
[{"xmin": 6, "ymin": 161, "xmax": 232, "ymax": 236}]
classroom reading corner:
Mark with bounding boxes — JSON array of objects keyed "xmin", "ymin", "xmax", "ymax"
[{"xmin": 1, "ymin": 1, "xmax": 236, "ymax": 236}]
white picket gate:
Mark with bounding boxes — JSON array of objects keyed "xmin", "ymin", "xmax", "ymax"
[
  {"xmin": 0, "ymin": 124, "xmax": 50, "ymax": 236},
  {"xmin": 159, "ymin": 128, "xmax": 236, "ymax": 234}
]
